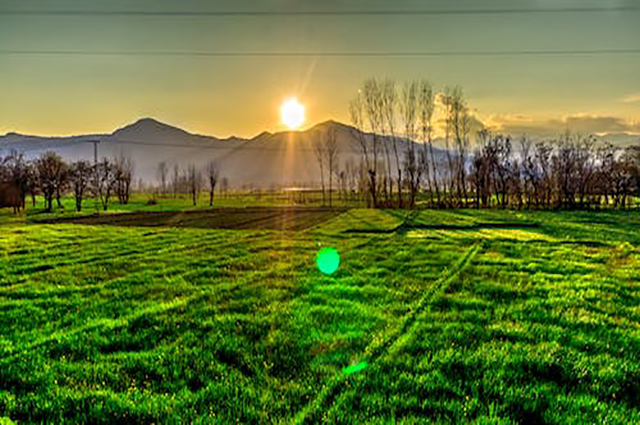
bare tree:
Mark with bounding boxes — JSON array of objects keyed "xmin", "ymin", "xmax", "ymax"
[
  {"xmin": 69, "ymin": 160, "xmax": 93, "ymax": 212},
  {"xmin": 95, "ymin": 158, "xmax": 117, "ymax": 211},
  {"xmin": 1, "ymin": 151, "xmax": 31, "ymax": 211},
  {"xmin": 220, "ymin": 177, "xmax": 229, "ymax": 197},
  {"xmin": 470, "ymin": 130, "xmax": 492, "ymax": 208},
  {"xmin": 350, "ymin": 79, "xmax": 385, "ymax": 207},
  {"xmin": 417, "ymin": 80, "xmax": 438, "ymax": 206},
  {"xmin": 610, "ymin": 148, "xmax": 637, "ymax": 208},
  {"xmin": 313, "ymin": 131, "xmax": 327, "ymax": 205},
  {"xmin": 400, "ymin": 81, "xmax": 420, "ymax": 208},
  {"xmin": 534, "ymin": 141, "xmax": 553, "ymax": 208},
  {"xmin": 157, "ymin": 161, "xmax": 168, "ymax": 195},
  {"xmin": 348, "ymin": 78, "xmax": 636, "ymax": 211},
  {"xmin": 510, "ymin": 157, "xmax": 524, "ymax": 208},
  {"xmin": 187, "ymin": 164, "xmax": 203, "ymax": 206},
  {"xmin": 336, "ymin": 169, "xmax": 347, "ymax": 201},
  {"xmin": 35, "ymin": 152, "xmax": 67, "ymax": 212},
  {"xmin": 206, "ymin": 160, "xmax": 220, "ymax": 206},
  {"xmin": 574, "ymin": 135, "xmax": 597, "ymax": 208},
  {"xmin": 492, "ymin": 135, "xmax": 512, "ymax": 209},
  {"xmin": 0, "ymin": 153, "xmax": 27, "ymax": 213},
  {"xmin": 445, "ymin": 86, "xmax": 471, "ymax": 206},
  {"xmin": 344, "ymin": 158, "xmax": 357, "ymax": 200},
  {"xmin": 24, "ymin": 163, "xmax": 38, "ymax": 208},
  {"xmin": 314, "ymin": 127, "xmax": 340, "ymax": 206},
  {"xmin": 440, "ymin": 89, "xmax": 456, "ymax": 204},
  {"xmin": 324, "ymin": 127, "xmax": 339, "ymax": 207},
  {"xmin": 172, "ymin": 163, "xmax": 180, "ymax": 197},
  {"xmin": 379, "ymin": 79, "xmax": 402, "ymax": 206},
  {"xmin": 627, "ymin": 146, "xmax": 640, "ymax": 201},
  {"xmin": 114, "ymin": 154, "xmax": 134, "ymax": 204},
  {"xmin": 520, "ymin": 136, "xmax": 538, "ymax": 208}
]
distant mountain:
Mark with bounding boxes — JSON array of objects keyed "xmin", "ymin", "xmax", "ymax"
[
  {"xmin": 594, "ymin": 133, "xmax": 640, "ymax": 148},
  {"xmin": 112, "ymin": 118, "xmax": 199, "ymax": 141},
  {"xmin": 2, "ymin": 118, "xmax": 637, "ymax": 188},
  {"xmin": 0, "ymin": 118, "xmax": 446, "ymax": 188}
]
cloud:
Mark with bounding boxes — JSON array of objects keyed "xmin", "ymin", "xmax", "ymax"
[
  {"xmin": 621, "ymin": 93, "xmax": 640, "ymax": 103},
  {"xmin": 486, "ymin": 114, "xmax": 640, "ymax": 138},
  {"xmin": 432, "ymin": 113, "xmax": 485, "ymax": 139},
  {"xmin": 561, "ymin": 115, "xmax": 631, "ymax": 134}
]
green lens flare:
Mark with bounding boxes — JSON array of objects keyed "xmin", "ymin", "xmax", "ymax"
[
  {"xmin": 342, "ymin": 361, "xmax": 368, "ymax": 375},
  {"xmin": 316, "ymin": 247, "xmax": 340, "ymax": 275}
]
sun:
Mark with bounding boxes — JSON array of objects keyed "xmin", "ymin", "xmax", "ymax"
[{"xmin": 280, "ymin": 98, "xmax": 305, "ymax": 130}]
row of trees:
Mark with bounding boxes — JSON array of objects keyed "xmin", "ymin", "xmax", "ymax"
[
  {"xmin": 470, "ymin": 131, "xmax": 639, "ymax": 209},
  {"xmin": 156, "ymin": 160, "xmax": 223, "ymax": 206},
  {"xmin": 0, "ymin": 151, "xmax": 133, "ymax": 212},
  {"xmin": 313, "ymin": 127, "xmax": 339, "ymax": 206},
  {"xmin": 0, "ymin": 150, "xmax": 229, "ymax": 213},
  {"xmin": 347, "ymin": 78, "xmax": 639, "ymax": 209},
  {"xmin": 349, "ymin": 78, "xmax": 458, "ymax": 208}
]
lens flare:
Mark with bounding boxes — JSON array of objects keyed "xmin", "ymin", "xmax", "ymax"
[
  {"xmin": 343, "ymin": 361, "xmax": 368, "ymax": 375},
  {"xmin": 316, "ymin": 247, "xmax": 340, "ymax": 275}
]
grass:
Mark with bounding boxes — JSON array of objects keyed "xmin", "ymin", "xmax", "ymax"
[{"xmin": 0, "ymin": 200, "xmax": 638, "ymax": 423}]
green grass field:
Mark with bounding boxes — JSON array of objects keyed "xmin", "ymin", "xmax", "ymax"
[{"xmin": 0, "ymin": 202, "xmax": 638, "ymax": 423}]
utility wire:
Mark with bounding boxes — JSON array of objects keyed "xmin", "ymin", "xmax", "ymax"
[
  {"xmin": 1, "ymin": 136, "xmax": 350, "ymax": 155},
  {"xmin": 2, "ymin": 49, "xmax": 640, "ymax": 58},
  {"xmin": 0, "ymin": 138, "xmax": 87, "ymax": 154},
  {"xmin": 1, "ymin": 6, "xmax": 638, "ymax": 17},
  {"xmin": 108, "ymin": 137, "xmax": 324, "ymax": 153}
]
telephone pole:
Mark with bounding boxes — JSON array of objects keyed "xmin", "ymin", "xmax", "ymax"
[
  {"xmin": 85, "ymin": 140, "xmax": 100, "ymax": 211},
  {"xmin": 90, "ymin": 140, "xmax": 99, "ymax": 166}
]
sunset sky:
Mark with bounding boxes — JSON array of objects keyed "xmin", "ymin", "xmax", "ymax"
[{"xmin": 1, "ymin": 0, "xmax": 639, "ymax": 139}]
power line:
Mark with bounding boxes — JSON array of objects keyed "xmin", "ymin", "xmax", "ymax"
[
  {"xmin": 1, "ymin": 137, "xmax": 324, "ymax": 154},
  {"xmin": 107, "ymin": 138, "xmax": 324, "ymax": 153},
  {"xmin": 1, "ymin": 136, "xmax": 340, "ymax": 166},
  {"xmin": 1, "ymin": 6, "xmax": 638, "ymax": 17},
  {"xmin": 2, "ymin": 48, "xmax": 640, "ymax": 58},
  {"xmin": 0, "ymin": 138, "xmax": 87, "ymax": 154}
]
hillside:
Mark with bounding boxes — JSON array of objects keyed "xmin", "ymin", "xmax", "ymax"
[{"xmin": 0, "ymin": 118, "xmax": 444, "ymax": 188}]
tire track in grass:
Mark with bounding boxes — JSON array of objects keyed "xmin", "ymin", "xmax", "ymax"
[
  {"xmin": 0, "ymin": 228, "xmax": 260, "ymax": 290},
  {"xmin": 1, "ymin": 232, "xmax": 273, "ymax": 320},
  {"xmin": 0, "ymin": 231, "xmax": 275, "ymax": 349},
  {"xmin": 0, "ymin": 230, "xmax": 183, "ymax": 285},
  {"xmin": 0, "ymin": 294, "xmax": 193, "ymax": 364},
  {"xmin": 0, "ymin": 243, "xmax": 289, "ymax": 363},
  {"xmin": 294, "ymin": 242, "xmax": 481, "ymax": 424},
  {"xmin": 0, "ymin": 230, "xmax": 317, "ymax": 364},
  {"xmin": 2, "ymin": 228, "xmax": 175, "ymax": 267}
]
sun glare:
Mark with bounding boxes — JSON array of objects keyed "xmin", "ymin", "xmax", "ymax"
[{"xmin": 281, "ymin": 98, "xmax": 305, "ymax": 130}]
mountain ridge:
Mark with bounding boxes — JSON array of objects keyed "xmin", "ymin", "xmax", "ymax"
[
  {"xmin": 0, "ymin": 118, "xmax": 403, "ymax": 187},
  {"xmin": 1, "ymin": 117, "xmax": 357, "ymax": 143},
  {"xmin": 1, "ymin": 117, "xmax": 636, "ymax": 188}
]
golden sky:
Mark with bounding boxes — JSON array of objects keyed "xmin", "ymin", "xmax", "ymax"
[{"xmin": 1, "ymin": 0, "xmax": 639, "ymax": 138}]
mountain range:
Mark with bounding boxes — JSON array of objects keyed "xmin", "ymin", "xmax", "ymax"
[
  {"xmin": 0, "ymin": 118, "xmax": 442, "ymax": 188},
  {"xmin": 1, "ymin": 118, "xmax": 636, "ymax": 188}
]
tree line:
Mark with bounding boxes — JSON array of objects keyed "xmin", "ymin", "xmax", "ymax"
[
  {"xmin": 0, "ymin": 150, "xmax": 230, "ymax": 213},
  {"xmin": 155, "ymin": 160, "xmax": 224, "ymax": 206},
  {"xmin": 0, "ymin": 151, "xmax": 133, "ymax": 212},
  {"xmin": 1, "ymin": 81, "xmax": 638, "ymax": 213},
  {"xmin": 345, "ymin": 77, "xmax": 639, "ymax": 209}
]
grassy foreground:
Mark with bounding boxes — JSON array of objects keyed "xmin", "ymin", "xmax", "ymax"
[{"xmin": 0, "ymin": 206, "xmax": 638, "ymax": 423}]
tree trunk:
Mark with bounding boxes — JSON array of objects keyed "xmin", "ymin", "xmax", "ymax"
[
  {"xmin": 328, "ymin": 171, "xmax": 332, "ymax": 207},
  {"xmin": 75, "ymin": 192, "xmax": 82, "ymax": 212},
  {"xmin": 369, "ymin": 170, "xmax": 377, "ymax": 208}
]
